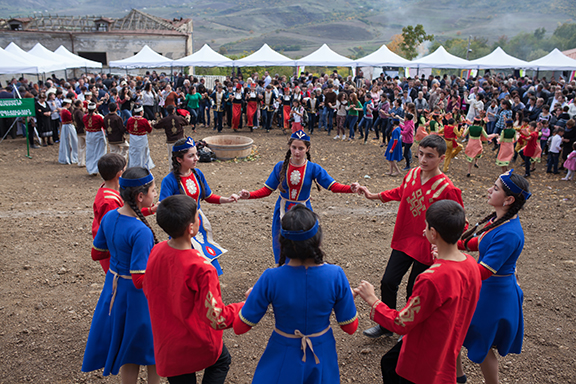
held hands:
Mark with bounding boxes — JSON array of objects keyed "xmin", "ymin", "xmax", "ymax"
[
  {"xmin": 244, "ymin": 287, "xmax": 253, "ymax": 300},
  {"xmin": 357, "ymin": 186, "xmax": 378, "ymax": 200},
  {"xmin": 350, "ymin": 182, "xmax": 361, "ymax": 194},
  {"xmin": 222, "ymin": 194, "xmax": 239, "ymax": 203},
  {"xmin": 238, "ymin": 189, "xmax": 251, "ymax": 199},
  {"xmin": 354, "ymin": 281, "xmax": 379, "ymax": 307}
]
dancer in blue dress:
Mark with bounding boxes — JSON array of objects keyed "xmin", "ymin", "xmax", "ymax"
[
  {"xmin": 239, "ymin": 130, "xmax": 359, "ymax": 263},
  {"xmin": 159, "ymin": 137, "xmax": 238, "ymax": 275},
  {"xmin": 385, "ymin": 118, "xmax": 403, "ymax": 176},
  {"xmin": 456, "ymin": 170, "xmax": 531, "ymax": 384},
  {"xmin": 233, "ymin": 205, "xmax": 358, "ymax": 384},
  {"xmin": 83, "ymin": 167, "xmax": 160, "ymax": 384}
]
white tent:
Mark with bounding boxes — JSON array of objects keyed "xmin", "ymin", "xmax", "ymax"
[
  {"xmin": 294, "ymin": 44, "xmax": 355, "ymax": 67},
  {"xmin": 5, "ymin": 42, "xmax": 64, "ymax": 72},
  {"xmin": 174, "ymin": 44, "xmax": 234, "ymax": 67},
  {"xmin": 410, "ymin": 46, "xmax": 470, "ymax": 69},
  {"xmin": 234, "ymin": 44, "xmax": 295, "ymax": 67},
  {"xmin": 528, "ymin": 48, "xmax": 576, "ymax": 71},
  {"xmin": 28, "ymin": 43, "xmax": 76, "ymax": 70},
  {"xmin": 354, "ymin": 44, "xmax": 411, "ymax": 67},
  {"xmin": 469, "ymin": 47, "xmax": 531, "ymax": 70},
  {"xmin": 109, "ymin": 45, "xmax": 174, "ymax": 69},
  {"xmin": 0, "ymin": 47, "xmax": 40, "ymax": 74},
  {"xmin": 54, "ymin": 45, "xmax": 102, "ymax": 69}
]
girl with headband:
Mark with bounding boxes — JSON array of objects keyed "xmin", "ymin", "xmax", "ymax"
[
  {"xmin": 83, "ymin": 167, "xmax": 160, "ymax": 384},
  {"xmin": 159, "ymin": 137, "xmax": 239, "ymax": 275},
  {"xmin": 456, "ymin": 170, "xmax": 531, "ymax": 384},
  {"xmin": 239, "ymin": 130, "xmax": 359, "ymax": 263},
  {"xmin": 233, "ymin": 205, "xmax": 357, "ymax": 383}
]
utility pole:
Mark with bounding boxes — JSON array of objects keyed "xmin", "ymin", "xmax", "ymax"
[{"xmin": 466, "ymin": 35, "xmax": 472, "ymax": 60}]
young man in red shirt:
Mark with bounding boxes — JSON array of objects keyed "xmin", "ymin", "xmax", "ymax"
[
  {"xmin": 358, "ymin": 134, "xmax": 464, "ymax": 338},
  {"xmin": 355, "ymin": 200, "xmax": 481, "ymax": 384}
]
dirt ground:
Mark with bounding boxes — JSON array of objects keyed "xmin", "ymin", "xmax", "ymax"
[{"xmin": 0, "ymin": 122, "xmax": 575, "ymax": 384}]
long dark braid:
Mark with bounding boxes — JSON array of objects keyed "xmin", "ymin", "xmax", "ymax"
[
  {"xmin": 461, "ymin": 174, "xmax": 529, "ymax": 249},
  {"xmin": 120, "ymin": 167, "xmax": 159, "ymax": 244}
]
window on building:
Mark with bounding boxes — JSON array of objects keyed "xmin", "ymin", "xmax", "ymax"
[{"xmin": 78, "ymin": 52, "xmax": 107, "ymax": 65}]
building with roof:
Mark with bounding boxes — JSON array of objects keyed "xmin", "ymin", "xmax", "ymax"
[
  {"xmin": 563, "ymin": 48, "xmax": 576, "ymax": 60},
  {"xmin": 0, "ymin": 9, "xmax": 193, "ymax": 65}
]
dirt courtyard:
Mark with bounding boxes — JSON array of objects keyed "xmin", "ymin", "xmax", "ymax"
[{"xmin": 0, "ymin": 124, "xmax": 575, "ymax": 383}]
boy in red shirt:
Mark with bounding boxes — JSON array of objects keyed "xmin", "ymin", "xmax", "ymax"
[
  {"xmin": 442, "ymin": 118, "xmax": 463, "ymax": 172},
  {"xmin": 355, "ymin": 200, "xmax": 481, "ymax": 384},
  {"xmin": 143, "ymin": 195, "xmax": 243, "ymax": 383},
  {"xmin": 520, "ymin": 121, "xmax": 540, "ymax": 177},
  {"xmin": 358, "ymin": 135, "xmax": 464, "ymax": 338}
]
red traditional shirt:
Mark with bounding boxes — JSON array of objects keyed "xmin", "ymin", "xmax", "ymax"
[
  {"xmin": 60, "ymin": 108, "xmax": 73, "ymax": 125},
  {"xmin": 91, "ymin": 187, "xmax": 123, "ymax": 273},
  {"xmin": 126, "ymin": 116, "xmax": 153, "ymax": 136},
  {"xmin": 82, "ymin": 113, "xmax": 104, "ymax": 132},
  {"xmin": 371, "ymin": 255, "xmax": 481, "ymax": 384},
  {"xmin": 443, "ymin": 125, "xmax": 459, "ymax": 145},
  {"xmin": 523, "ymin": 131, "xmax": 539, "ymax": 158},
  {"xmin": 379, "ymin": 167, "xmax": 464, "ymax": 265},
  {"xmin": 143, "ymin": 242, "xmax": 243, "ymax": 377}
]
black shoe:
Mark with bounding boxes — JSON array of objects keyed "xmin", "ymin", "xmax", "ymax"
[
  {"xmin": 363, "ymin": 325, "xmax": 393, "ymax": 338},
  {"xmin": 524, "ymin": 173, "xmax": 530, "ymax": 177},
  {"xmin": 457, "ymin": 374, "xmax": 467, "ymax": 383},
  {"xmin": 30, "ymin": 144, "xmax": 40, "ymax": 149},
  {"xmin": 474, "ymin": 163, "xmax": 479, "ymax": 168},
  {"xmin": 466, "ymin": 173, "xmax": 471, "ymax": 177}
]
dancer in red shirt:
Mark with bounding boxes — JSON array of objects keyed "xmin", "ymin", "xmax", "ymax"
[
  {"xmin": 355, "ymin": 200, "xmax": 481, "ymax": 384},
  {"xmin": 144, "ymin": 195, "xmax": 243, "ymax": 383},
  {"xmin": 358, "ymin": 135, "xmax": 464, "ymax": 339}
]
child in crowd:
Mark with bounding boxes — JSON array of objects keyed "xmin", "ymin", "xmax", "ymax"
[
  {"xmin": 144, "ymin": 195, "xmax": 243, "ymax": 384},
  {"xmin": 496, "ymin": 119, "xmax": 518, "ymax": 173},
  {"xmin": 399, "ymin": 113, "xmax": 414, "ymax": 170},
  {"xmin": 562, "ymin": 142, "xmax": 576, "ymax": 181},
  {"xmin": 334, "ymin": 92, "xmax": 348, "ymax": 140},
  {"xmin": 357, "ymin": 135, "xmax": 465, "ymax": 340},
  {"xmin": 385, "ymin": 117, "xmax": 403, "ymax": 176},
  {"xmin": 462, "ymin": 117, "xmax": 494, "ymax": 177},
  {"xmin": 355, "ymin": 200, "xmax": 481, "ymax": 384},
  {"xmin": 442, "ymin": 118, "xmax": 463, "ymax": 173},
  {"xmin": 83, "ymin": 167, "xmax": 159, "ymax": 383},
  {"xmin": 234, "ymin": 205, "xmax": 357, "ymax": 384},
  {"xmin": 521, "ymin": 121, "xmax": 541, "ymax": 177},
  {"xmin": 546, "ymin": 128, "xmax": 564, "ymax": 174},
  {"xmin": 290, "ymin": 99, "xmax": 305, "ymax": 133},
  {"xmin": 512, "ymin": 118, "xmax": 530, "ymax": 163},
  {"xmin": 427, "ymin": 112, "xmax": 443, "ymax": 135}
]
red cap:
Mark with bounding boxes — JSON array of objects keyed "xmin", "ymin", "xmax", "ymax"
[{"xmin": 236, "ymin": 84, "xmax": 242, "ymax": 90}]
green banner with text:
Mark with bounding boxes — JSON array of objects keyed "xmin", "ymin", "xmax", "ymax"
[{"xmin": 0, "ymin": 98, "xmax": 35, "ymax": 118}]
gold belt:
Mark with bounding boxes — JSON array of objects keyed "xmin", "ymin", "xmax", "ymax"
[
  {"xmin": 109, "ymin": 269, "xmax": 132, "ymax": 315},
  {"xmin": 274, "ymin": 326, "xmax": 330, "ymax": 364}
]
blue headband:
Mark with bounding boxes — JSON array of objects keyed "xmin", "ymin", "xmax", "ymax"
[
  {"xmin": 172, "ymin": 137, "xmax": 196, "ymax": 152},
  {"xmin": 280, "ymin": 220, "xmax": 319, "ymax": 241},
  {"xmin": 119, "ymin": 173, "xmax": 154, "ymax": 188},
  {"xmin": 290, "ymin": 130, "xmax": 310, "ymax": 142},
  {"xmin": 499, "ymin": 170, "xmax": 531, "ymax": 201}
]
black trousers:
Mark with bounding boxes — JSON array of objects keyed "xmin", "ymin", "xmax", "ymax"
[
  {"xmin": 308, "ymin": 113, "xmax": 318, "ymax": 134},
  {"xmin": 380, "ymin": 249, "xmax": 429, "ymax": 319},
  {"xmin": 381, "ymin": 341, "xmax": 415, "ymax": 384},
  {"xmin": 167, "ymin": 344, "xmax": 231, "ymax": 384}
]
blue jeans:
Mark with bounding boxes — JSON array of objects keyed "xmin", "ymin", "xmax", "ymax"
[
  {"xmin": 319, "ymin": 108, "xmax": 327, "ymax": 130},
  {"xmin": 345, "ymin": 115, "xmax": 359, "ymax": 138},
  {"xmin": 358, "ymin": 117, "xmax": 373, "ymax": 141},
  {"xmin": 213, "ymin": 110, "xmax": 223, "ymax": 132},
  {"xmin": 308, "ymin": 113, "xmax": 318, "ymax": 134},
  {"xmin": 403, "ymin": 142, "xmax": 412, "ymax": 167},
  {"xmin": 486, "ymin": 121, "xmax": 496, "ymax": 134},
  {"xmin": 326, "ymin": 108, "xmax": 335, "ymax": 134},
  {"xmin": 547, "ymin": 152, "xmax": 560, "ymax": 173},
  {"xmin": 263, "ymin": 110, "xmax": 274, "ymax": 131},
  {"xmin": 187, "ymin": 107, "xmax": 199, "ymax": 125},
  {"xmin": 119, "ymin": 109, "xmax": 132, "ymax": 125}
]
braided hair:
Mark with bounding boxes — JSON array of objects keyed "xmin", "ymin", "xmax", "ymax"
[
  {"xmin": 120, "ymin": 167, "xmax": 158, "ymax": 244},
  {"xmin": 278, "ymin": 138, "xmax": 321, "ymax": 193},
  {"xmin": 171, "ymin": 138, "xmax": 207, "ymax": 199},
  {"xmin": 461, "ymin": 174, "xmax": 529, "ymax": 249},
  {"xmin": 278, "ymin": 205, "xmax": 324, "ymax": 266}
]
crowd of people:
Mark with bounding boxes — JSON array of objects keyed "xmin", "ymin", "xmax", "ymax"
[{"xmin": 0, "ymin": 67, "xmax": 573, "ymax": 384}]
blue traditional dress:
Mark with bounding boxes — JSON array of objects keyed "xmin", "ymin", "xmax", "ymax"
[
  {"xmin": 159, "ymin": 170, "xmax": 226, "ymax": 275},
  {"xmin": 82, "ymin": 209, "xmax": 155, "ymax": 375},
  {"xmin": 385, "ymin": 126, "xmax": 403, "ymax": 162},
  {"xmin": 464, "ymin": 216, "xmax": 525, "ymax": 363},
  {"xmin": 263, "ymin": 161, "xmax": 337, "ymax": 263},
  {"xmin": 239, "ymin": 263, "xmax": 357, "ymax": 384}
]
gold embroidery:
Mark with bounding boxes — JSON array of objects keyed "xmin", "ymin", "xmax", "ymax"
[
  {"xmin": 239, "ymin": 310, "xmax": 258, "ymax": 327},
  {"xmin": 407, "ymin": 188, "xmax": 425, "ymax": 217},
  {"xmin": 107, "ymin": 120, "xmax": 112, "ymax": 134},
  {"xmin": 205, "ymin": 291, "xmax": 227, "ymax": 330},
  {"xmin": 431, "ymin": 182, "xmax": 449, "ymax": 201},
  {"xmin": 133, "ymin": 119, "xmax": 138, "ymax": 131},
  {"xmin": 421, "ymin": 263, "xmax": 441, "ymax": 274},
  {"xmin": 480, "ymin": 261, "xmax": 497, "ymax": 274},
  {"xmin": 430, "ymin": 177, "xmax": 445, "ymax": 191},
  {"xmin": 395, "ymin": 296, "xmax": 421, "ymax": 327},
  {"xmin": 171, "ymin": 118, "xmax": 177, "ymax": 134},
  {"xmin": 338, "ymin": 312, "xmax": 358, "ymax": 326}
]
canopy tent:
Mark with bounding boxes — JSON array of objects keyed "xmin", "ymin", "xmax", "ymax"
[
  {"xmin": 109, "ymin": 45, "xmax": 174, "ymax": 69},
  {"xmin": 354, "ymin": 44, "xmax": 411, "ymax": 67},
  {"xmin": 410, "ymin": 46, "xmax": 470, "ymax": 69},
  {"xmin": 0, "ymin": 47, "xmax": 40, "ymax": 74},
  {"xmin": 54, "ymin": 45, "xmax": 102, "ymax": 69},
  {"xmin": 469, "ymin": 47, "xmax": 531, "ymax": 70},
  {"xmin": 528, "ymin": 48, "xmax": 576, "ymax": 71},
  {"xmin": 28, "ymin": 43, "xmax": 78, "ymax": 70},
  {"xmin": 294, "ymin": 44, "xmax": 355, "ymax": 67},
  {"xmin": 5, "ymin": 42, "xmax": 65, "ymax": 72},
  {"xmin": 234, "ymin": 44, "xmax": 295, "ymax": 67},
  {"xmin": 174, "ymin": 44, "xmax": 234, "ymax": 67}
]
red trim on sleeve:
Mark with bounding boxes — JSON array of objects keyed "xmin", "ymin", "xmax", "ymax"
[
  {"xmin": 340, "ymin": 318, "xmax": 358, "ymax": 335},
  {"xmin": 92, "ymin": 248, "xmax": 109, "ymax": 261},
  {"xmin": 249, "ymin": 186, "xmax": 274, "ymax": 199},
  {"xmin": 329, "ymin": 182, "xmax": 352, "ymax": 193},
  {"xmin": 132, "ymin": 273, "xmax": 145, "ymax": 289},
  {"xmin": 478, "ymin": 264, "xmax": 493, "ymax": 280},
  {"xmin": 466, "ymin": 237, "xmax": 479, "ymax": 252},
  {"xmin": 141, "ymin": 207, "xmax": 154, "ymax": 216},
  {"xmin": 233, "ymin": 313, "xmax": 252, "ymax": 335},
  {"xmin": 205, "ymin": 194, "xmax": 222, "ymax": 204}
]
